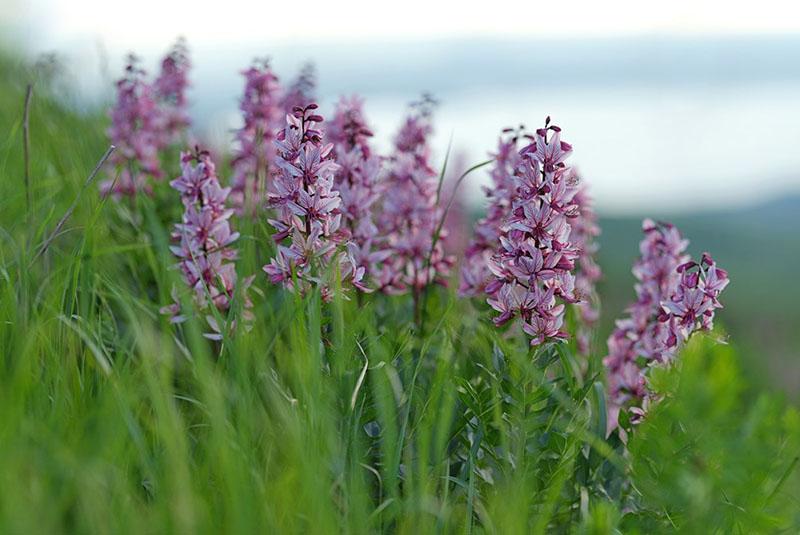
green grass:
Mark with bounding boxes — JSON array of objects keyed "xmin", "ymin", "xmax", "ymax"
[{"xmin": 1, "ymin": 54, "xmax": 800, "ymax": 533}]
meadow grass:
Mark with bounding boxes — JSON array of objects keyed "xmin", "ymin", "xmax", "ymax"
[{"xmin": 1, "ymin": 55, "xmax": 799, "ymax": 533}]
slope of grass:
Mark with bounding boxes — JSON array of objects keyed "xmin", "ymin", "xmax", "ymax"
[{"xmin": 1, "ymin": 54, "xmax": 799, "ymax": 533}]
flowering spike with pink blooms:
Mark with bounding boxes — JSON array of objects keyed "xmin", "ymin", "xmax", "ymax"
[
  {"xmin": 375, "ymin": 96, "xmax": 454, "ymax": 296},
  {"xmin": 570, "ymin": 181, "xmax": 602, "ymax": 355},
  {"xmin": 230, "ymin": 59, "xmax": 283, "ymax": 214},
  {"xmin": 327, "ymin": 96, "xmax": 387, "ymax": 292},
  {"xmin": 460, "ymin": 126, "xmax": 525, "ymax": 297},
  {"xmin": 485, "ymin": 118, "xmax": 581, "ymax": 346},
  {"xmin": 160, "ymin": 148, "xmax": 252, "ymax": 339},
  {"xmin": 264, "ymin": 103, "xmax": 361, "ymax": 299},
  {"xmin": 604, "ymin": 220, "xmax": 729, "ymax": 433},
  {"xmin": 153, "ymin": 38, "xmax": 191, "ymax": 147},
  {"xmin": 101, "ymin": 55, "xmax": 162, "ymax": 198}
]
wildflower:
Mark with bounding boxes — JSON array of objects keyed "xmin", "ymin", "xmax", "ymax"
[
  {"xmin": 485, "ymin": 118, "xmax": 580, "ymax": 346},
  {"xmin": 570, "ymin": 182, "xmax": 602, "ymax": 354},
  {"xmin": 604, "ymin": 220, "xmax": 729, "ymax": 433},
  {"xmin": 375, "ymin": 96, "xmax": 454, "ymax": 295},
  {"xmin": 153, "ymin": 38, "xmax": 191, "ymax": 147},
  {"xmin": 661, "ymin": 252, "xmax": 729, "ymax": 347},
  {"xmin": 230, "ymin": 59, "xmax": 283, "ymax": 213},
  {"xmin": 264, "ymin": 103, "xmax": 359, "ymax": 298},
  {"xmin": 328, "ymin": 96, "xmax": 388, "ymax": 291},
  {"xmin": 101, "ymin": 55, "xmax": 162, "ymax": 198},
  {"xmin": 161, "ymin": 148, "xmax": 252, "ymax": 339},
  {"xmin": 460, "ymin": 127, "xmax": 524, "ymax": 296}
]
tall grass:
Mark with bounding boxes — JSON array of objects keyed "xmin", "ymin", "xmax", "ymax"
[{"xmin": 1, "ymin": 55, "xmax": 799, "ymax": 533}]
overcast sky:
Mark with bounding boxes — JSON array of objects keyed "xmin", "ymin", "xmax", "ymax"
[{"xmin": 9, "ymin": 0, "xmax": 800, "ymax": 51}]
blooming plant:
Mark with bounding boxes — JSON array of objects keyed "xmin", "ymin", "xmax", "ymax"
[
  {"xmin": 161, "ymin": 148, "xmax": 252, "ymax": 339},
  {"xmin": 263, "ymin": 103, "xmax": 360, "ymax": 299},
  {"xmin": 230, "ymin": 59, "xmax": 282, "ymax": 214},
  {"xmin": 153, "ymin": 38, "xmax": 191, "ymax": 148},
  {"xmin": 101, "ymin": 55, "xmax": 162, "ymax": 198},
  {"xmin": 101, "ymin": 43, "xmax": 191, "ymax": 199},
  {"xmin": 375, "ymin": 96, "xmax": 454, "ymax": 298},
  {"xmin": 604, "ymin": 220, "xmax": 729, "ymax": 431},
  {"xmin": 484, "ymin": 118, "xmax": 581, "ymax": 346}
]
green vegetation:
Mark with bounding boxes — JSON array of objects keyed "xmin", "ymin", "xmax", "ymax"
[{"xmin": 1, "ymin": 55, "xmax": 799, "ymax": 533}]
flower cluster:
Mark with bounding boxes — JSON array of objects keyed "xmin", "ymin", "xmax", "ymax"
[
  {"xmin": 460, "ymin": 127, "xmax": 524, "ymax": 297},
  {"xmin": 230, "ymin": 60, "xmax": 283, "ymax": 214},
  {"xmin": 570, "ymin": 182, "xmax": 602, "ymax": 354},
  {"xmin": 485, "ymin": 119, "xmax": 581, "ymax": 346},
  {"xmin": 661, "ymin": 253, "xmax": 729, "ymax": 349},
  {"xmin": 264, "ymin": 104, "xmax": 360, "ymax": 299},
  {"xmin": 327, "ymin": 96, "xmax": 387, "ymax": 291},
  {"xmin": 604, "ymin": 220, "xmax": 728, "ymax": 432},
  {"xmin": 375, "ymin": 97, "xmax": 454, "ymax": 295},
  {"xmin": 153, "ymin": 38, "xmax": 191, "ymax": 147},
  {"xmin": 101, "ymin": 55, "xmax": 163, "ymax": 198},
  {"xmin": 161, "ymin": 148, "xmax": 251, "ymax": 339}
]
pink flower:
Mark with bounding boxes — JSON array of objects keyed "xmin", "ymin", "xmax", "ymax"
[
  {"xmin": 153, "ymin": 38, "xmax": 191, "ymax": 147},
  {"xmin": 375, "ymin": 96, "xmax": 454, "ymax": 295},
  {"xmin": 230, "ymin": 59, "xmax": 283, "ymax": 214},
  {"xmin": 328, "ymin": 96, "xmax": 387, "ymax": 292},
  {"xmin": 485, "ymin": 118, "xmax": 580, "ymax": 347},
  {"xmin": 101, "ymin": 55, "xmax": 162, "ymax": 198},
  {"xmin": 604, "ymin": 221, "xmax": 729, "ymax": 434},
  {"xmin": 161, "ymin": 148, "xmax": 252, "ymax": 339},
  {"xmin": 661, "ymin": 253, "xmax": 729, "ymax": 346},
  {"xmin": 264, "ymin": 104, "xmax": 359, "ymax": 299}
]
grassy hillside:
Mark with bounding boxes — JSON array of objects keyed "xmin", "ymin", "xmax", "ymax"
[{"xmin": 2, "ymin": 53, "xmax": 800, "ymax": 533}]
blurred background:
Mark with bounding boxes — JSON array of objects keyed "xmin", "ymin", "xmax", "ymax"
[{"xmin": 2, "ymin": 0, "xmax": 799, "ymax": 390}]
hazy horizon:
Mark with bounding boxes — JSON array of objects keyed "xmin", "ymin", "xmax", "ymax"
[{"xmin": 5, "ymin": 6, "xmax": 800, "ymax": 214}]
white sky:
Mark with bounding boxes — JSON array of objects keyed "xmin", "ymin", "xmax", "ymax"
[
  {"xmin": 5, "ymin": 0, "xmax": 800, "ymax": 214},
  {"xmin": 11, "ymin": 0, "xmax": 800, "ymax": 51}
]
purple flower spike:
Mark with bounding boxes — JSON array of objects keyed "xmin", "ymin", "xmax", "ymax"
[
  {"xmin": 375, "ymin": 96, "xmax": 454, "ymax": 295},
  {"xmin": 101, "ymin": 55, "xmax": 162, "ymax": 198},
  {"xmin": 604, "ymin": 221, "xmax": 729, "ymax": 434},
  {"xmin": 161, "ymin": 148, "xmax": 252, "ymax": 339},
  {"xmin": 485, "ymin": 119, "xmax": 580, "ymax": 347},
  {"xmin": 153, "ymin": 38, "xmax": 191, "ymax": 147},
  {"xmin": 264, "ymin": 104, "xmax": 360, "ymax": 299},
  {"xmin": 230, "ymin": 59, "xmax": 283, "ymax": 214}
]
